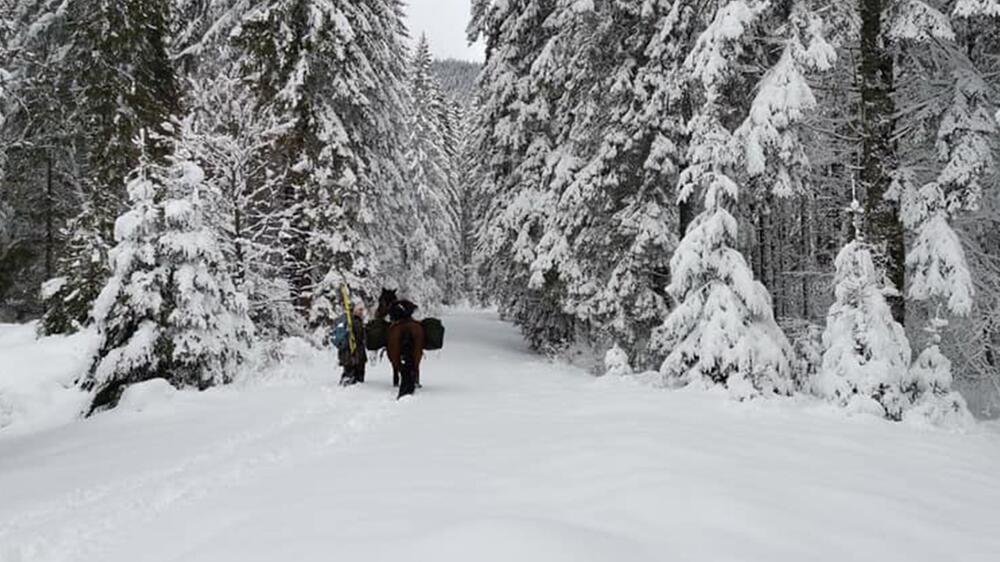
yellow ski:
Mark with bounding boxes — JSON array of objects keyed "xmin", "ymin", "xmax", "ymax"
[{"xmin": 340, "ymin": 284, "xmax": 357, "ymax": 355}]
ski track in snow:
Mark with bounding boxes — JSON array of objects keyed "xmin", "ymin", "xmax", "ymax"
[
  {"xmin": 1, "ymin": 309, "xmax": 1000, "ymax": 562},
  {"xmin": 0, "ymin": 381, "xmax": 398, "ymax": 562}
]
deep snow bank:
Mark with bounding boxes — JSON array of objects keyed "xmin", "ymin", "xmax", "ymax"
[{"xmin": 0, "ymin": 323, "xmax": 94, "ymax": 432}]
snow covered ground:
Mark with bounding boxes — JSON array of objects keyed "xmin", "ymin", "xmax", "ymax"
[
  {"xmin": 1, "ymin": 309, "xmax": 999, "ymax": 562},
  {"xmin": 0, "ymin": 323, "xmax": 95, "ymax": 433}
]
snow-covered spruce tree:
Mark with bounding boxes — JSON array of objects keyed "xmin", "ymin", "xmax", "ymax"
[
  {"xmin": 430, "ymin": 59, "xmax": 482, "ymax": 301},
  {"xmin": 730, "ymin": 2, "xmax": 836, "ymax": 387},
  {"xmin": 403, "ymin": 35, "xmax": 461, "ymax": 305},
  {"xmin": 184, "ymin": 74, "xmax": 300, "ymax": 339},
  {"xmin": 816, "ymin": 201, "xmax": 913, "ymax": 419},
  {"xmin": 604, "ymin": 344, "xmax": 633, "ymax": 378},
  {"xmin": 524, "ymin": 0, "xmax": 679, "ymax": 368},
  {"xmin": 169, "ymin": 1, "xmax": 305, "ymax": 338},
  {"xmin": 901, "ymin": 72, "xmax": 990, "ymax": 321},
  {"xmin": 451, "ymin": 102, "xmax": 482, "ymax": 301},
  {"xmin": 0, "ymin": 0, "xmax": 84, "ymax": 320},
  {"xmin": 233, "ymin": 0, "xmax": 411, "ymax": 330},
  {"xmin": 82, "ymin": 149, "xmax": 170, "ymax": 410},
  {"xmin": 38, "ymin": 209, "xmax": 108, "ymax": 334},
  {"xmin": 36, "ymin": 0, "xmax": 181, "ymax": 333},
  {"xmin": 895, "ymin": 63, "xmax": 993, "ymax": 424},
  {"xmin": 81, "ymin": 130, "xmax": 253, "ymax": 413},
  {"xmin": 651, "ymin": 2, "xmax": 794, "ymax": 399},
  {"xmin": 886, "ymin": 2, "xmax": 997, "ymax": 418},
  {"xmin": 944, "ymin": 2, "xmax": 1000, "ymax": 414},
  {"xmin": 343, "ymin": 0, "xmax": 419, "ymax": 308},
  {"xmin": 832, "ymin": 1, "xmax": 998, "ymax": 329},
  {"xmin": 159, "ymin": 142, "xmax": 254, "ymax": 391},
  {"xmin": 233, "ymin": 0, "xmax": 360, "ymax": 320},
  {"xmin": 470, "ymin": 0, "xmax": 579, "ymax": 350},
  {"xmin": 905, "ymin": 317, "xmax": 974, "ymax": 425}
]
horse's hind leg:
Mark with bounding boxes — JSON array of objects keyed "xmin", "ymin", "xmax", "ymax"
[{"xmin": 397, "ymin": 364, "xmax": 416, "ymax": 399}]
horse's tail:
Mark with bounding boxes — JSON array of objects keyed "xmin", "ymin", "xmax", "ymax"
[{"xmin": 401, "ymin": 320, "xmax": 425, "ymax": 366}]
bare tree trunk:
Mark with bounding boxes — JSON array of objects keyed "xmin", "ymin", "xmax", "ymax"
[
  {"xmin": 800, "ymin": 195, "xmax": 813, "ymax": 320},
  {"xmin": 774, "ymin": 197, "xmax": 786, "ymax": 318},
  {"xmin": 679, "ymin": 197, "xmax": 696, "ymax": 239},
  {"xmin": 45, "ymin": 152, "xmax": 55, "ymax": 280},
  {"xmin": 859, "ymin": 0, "xmax": 905, "ymax": 324},
  {"xmin": 231, "ymin": 168, "xmax": 247, "ymax": 288}
]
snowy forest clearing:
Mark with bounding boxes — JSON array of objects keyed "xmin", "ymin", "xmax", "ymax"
[{"xmin": 1, "ymin": 309, "xmax": 999, "ymax": 562}]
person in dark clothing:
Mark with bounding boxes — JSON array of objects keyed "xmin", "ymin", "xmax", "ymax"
[
  {"xmin": 339, "ymin": 304, "xmax": 368, "ymax": 386},
  {"xmin": 386, "ymin": 300, "xmax": 424, "ymax": 399}
]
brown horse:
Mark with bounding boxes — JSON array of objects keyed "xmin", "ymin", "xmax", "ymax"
[{"xmin": 378, "ymin": 290, "xmax": 424, "ymax": 397}]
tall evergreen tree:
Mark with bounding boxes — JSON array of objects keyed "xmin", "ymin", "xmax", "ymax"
[
  {"xmin": 1, "ymin": 0, "xmax": 77, "ymax": 321},
  {"xmin": 404, "ymin": 35, "xmax": 462, "ymax": 305},
  {"xmin": 470, "ymin": 0, "xmax": 576, "ymax": 350},
  {"xmin": 233, "ymin": 0, "xmax": 411, "ymax": 330},
  {"xmin": 38, "ymin": 0, "xmax": 181, "ymax": 334},
  {"xmin": 526, "ymin": 0, "xmax": 679, "ymax": 366}
]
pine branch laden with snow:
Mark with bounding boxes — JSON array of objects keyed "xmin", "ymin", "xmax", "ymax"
[
  {"xmin": 684, "ymin": 0, "xmax": 770, "ymax": 91},
  {"xmin": 906, "ymin": 212, "xmax": 974, "ymax": 314},
  {"xmin": 952, "ymin": 0, "xmax": 1000, "ymax": 18},
  {"xmin": 887, "ymin": 0, "xmax": 956, "ymax": 42},
  {"xmin": 733, "ymin": 4, "xmax": 835, "ymax": 197},
  {"xmin": 816, "ymin": 241, "xmax": 913, "ymax": 420},
  {"xmin": 933, "ymin": 68, "xmax": 997, "ymax": 215}
]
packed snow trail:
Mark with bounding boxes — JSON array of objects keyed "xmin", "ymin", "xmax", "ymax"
[{"xmin": 1, "ymin": 310, "xmax": 999, "ymax": 562}]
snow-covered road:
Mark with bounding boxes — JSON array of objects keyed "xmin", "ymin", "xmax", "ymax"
[{"xmin": 1, "ymin": 309, "xmax": 999, "ymax": 562}]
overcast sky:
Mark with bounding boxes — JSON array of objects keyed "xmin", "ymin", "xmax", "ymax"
[{"xmin": 404, "ymin": 0, "xmax": 485, "ymax": 61}]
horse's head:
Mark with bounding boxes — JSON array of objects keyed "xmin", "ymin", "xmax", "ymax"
[{"xmin": 377, "ymin": 288, "xmax": 398, "ymax": 318}]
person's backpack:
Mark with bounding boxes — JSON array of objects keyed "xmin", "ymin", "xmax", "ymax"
[
  {"xmin": 422, "ymin": 318, "xmax": 445, "ymax": 351},
  {"xmin": 388, "ymin": 299, "xmax": 418, "ymax": 322},
  {"xmin": 365, "ymin": 318, "xmax": 389, "ymax": 351},
  {"xmin": 332, "ymin": 315, "xmax": 351, "ymax": 351}
]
